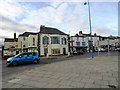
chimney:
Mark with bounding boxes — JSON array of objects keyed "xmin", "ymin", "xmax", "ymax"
[
  {"xmin": 79, "ymin": 31, "xmax": 83, "ymax": 36},
  {"xmin": 109, "ymin": 35, "xmax": 112, "ymax": 37},
  {"xmin": 94, "ymin": 33, "xmax": 97, "ymax": 36},
  {"xmin": 14, "ymin": 33, "xmax": 16, "ymax": 39},
  {"xmin": 40, "ymin": 25, "xmax": 45, "ymax": 31}
]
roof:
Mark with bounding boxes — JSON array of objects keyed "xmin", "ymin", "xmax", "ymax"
[
  {"xmin": 40, "ymin": 27, "xmax": 68, "ymax": 35},
  {"xmin": 19, "ymin": 32, "xmax": 38, "ymax": 37},
  {"xmin": 4, "ymin": 38, "xmax": 18, "ymax": 42}
]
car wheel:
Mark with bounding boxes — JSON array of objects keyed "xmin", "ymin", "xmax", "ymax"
[
  {"xmin": 34, "ymin": 59, "xmax": 39, "ymax": 64},
  {"xmin": 12, "ymin": 61, "xmax": 18, "ymax": 66}
]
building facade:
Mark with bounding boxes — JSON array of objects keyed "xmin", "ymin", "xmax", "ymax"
[
  {"xmin": 39, "ymin": 26, "xmax": 69, "ymax": 56},
  {"xmin": 70, "ymin": 34, "xmax": 87, "ymax": 54},
  {"xmin": 4, "ymin": 33, "xmax": 18, "ymax": 56},
  {"xmin": 98, "ymin": 36, "xmax": 120, "ymax": 50},
  {"xmin": 18, "ymin": 32, "xmax": 38, "ymax": 53}
]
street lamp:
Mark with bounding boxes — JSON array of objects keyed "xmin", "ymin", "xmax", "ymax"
[{"xmin": 84, "ymin": 0, "xmax": 94, "ymax": 60}]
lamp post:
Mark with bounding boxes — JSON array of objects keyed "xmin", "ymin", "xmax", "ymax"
[{"xmin": 84, "ymin": 0, "xmax": 94, "ymax": 60}]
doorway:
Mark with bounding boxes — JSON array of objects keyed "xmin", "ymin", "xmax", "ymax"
[
  {"xmin": 63, "ymin": 48, "xmax": 66, "ymax": 55},
  {"xmin": 44, "ymin": 48, "xmax": 48, "ymax": 56}
]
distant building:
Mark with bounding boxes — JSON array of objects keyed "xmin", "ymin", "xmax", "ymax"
[
  {"xmin": 70, "ymin": 34, "xmax": 87, "ymax": 54},
  {"xmin": 98, "ymin": 36, "xmax": 120, "ymax": 50},
  {"xmin": 70, "ymin": 31, "xmax": 101, "ymax": 53},
  {"xmin": 4, "ymin": 33, "xmax": 18, "ymax": 56}
]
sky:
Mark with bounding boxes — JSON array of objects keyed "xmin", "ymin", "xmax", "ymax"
[{"xmin": 0, "ymin": 0, "xmax": 119, "ymax": 46}]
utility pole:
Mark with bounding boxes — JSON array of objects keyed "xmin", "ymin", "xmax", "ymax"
[
  {"xmin": 97, "ymin": 40, "xmax": 99, "ymax": 56},
  {"xmin": 108, "ymin": 38, "xmax": 110, "ymax": 56},
  {"xmin": 84, "ymin": 0, "xmax": 94, "ymax": 60},
  {"xmin": 68, "ymin": 34, "xmax": 70, "ymax": 56}
]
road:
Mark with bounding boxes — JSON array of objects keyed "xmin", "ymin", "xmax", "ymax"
[{"xmin": 2, "ymin": 51, "xmax": 119, "ymax": 82}]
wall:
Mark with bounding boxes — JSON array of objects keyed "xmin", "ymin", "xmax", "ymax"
[
  {"xmin": 18, "ymin": 36, "xmax": 28, "ymax": 52},
  {"xmin": 28, "ymin": 34, "xmax": 38, "ymax": 47},
  {"xmin": 40, "ymin": 34, "xmax": 68, "ymax": 56},
  {"xmin": 72, "ymin": 36, "xmax": 87, "ymax": 47},
  {"xmin": 4, "ymin": 42, "xmax": 17, "ymax": 49}
]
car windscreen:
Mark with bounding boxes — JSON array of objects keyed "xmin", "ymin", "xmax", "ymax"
[{"xmin": 14, "ymin": 53, "xmax": 22, "ymax": 57}]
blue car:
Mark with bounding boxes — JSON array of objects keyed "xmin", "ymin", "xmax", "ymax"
[{"xmin": 6, "ymin": 52, "xmax": 40, "ymax": 66}]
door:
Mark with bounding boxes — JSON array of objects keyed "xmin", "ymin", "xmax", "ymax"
[
  {"xmin": 44, "ymin": 48, "xmax": 48, "ymax": 56},
  {"xmin": 63, "ymin": 48, "xmax": 66, "ymax": 55}
]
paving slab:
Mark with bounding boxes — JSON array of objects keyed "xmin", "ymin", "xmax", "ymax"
[{"xmin": 2, "ymin": 54, "xmax": 118, "ymax": 88}]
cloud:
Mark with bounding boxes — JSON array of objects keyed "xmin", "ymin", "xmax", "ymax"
[
  {"xmin": 0, "ymin": 0, "xmax": 118, "ymax": 47},
  {"xmin": 0, "ymin": 15, "xmax": 38, "ymax": 33},
  {"xmin": 19, "ymin": 2, "xmax": 89, "ymax": 35},
  {"xmin": 0, "ymin": 15, "xmax": 38, "ymax": 45},
  {"xmin": 0, "ymin": 0, "xmax": 23, "ymax": 21}
]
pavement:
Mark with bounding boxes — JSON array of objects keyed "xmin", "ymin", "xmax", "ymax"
[{"xmin": 2, "ymin": 52, "xmax": 118, "ymax": 88}]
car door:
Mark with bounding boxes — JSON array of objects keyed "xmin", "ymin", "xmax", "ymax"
[
  {"xmin": 16, "ymin": 53, "xmax": 26, "ymax": 64},
  {"xmin": 26, "ymin": 52, "xmax": 33, "ymax": 62},
  {"xmin": 20, "ymin": 53, "xmax": 28, "ymax": 63}
]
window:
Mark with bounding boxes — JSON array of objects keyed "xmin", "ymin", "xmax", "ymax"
[
  {"xmin": 23, "ymin": 45, "xmax": 25, "ymax": 47},
  {"xmin": 61, "ymin": 38, "xmax": 63, "ymax": 44},
  {"xmin": 77, "ymin": 37, "xmax": 79, "ymax": 41},
  {"xmin": 33, "ymin": 38, "xmax": 35, "ymax": 46},
  {"xmin": 62, "ymin": 37, "xmax": 67, "ymax": 45},
  {"xmin": 22, "ymin": 53, "xmax": 28, "ymax": 57},
  {"xmin": 51, "ymin": 36, "xmax": 60, "ymax": 44},
  {"xmin": 76, "ymin": 42, "xmax": 80, "ymax": 46},
  {"xmin": 52, "ymin": 49, "xmax": 60, "ymax": 54},
  {"xmin": 43, "ymin": 36, "xmax": 49, "ymax": 44},
  {"xmin": 33, "ymin": 52, "xmax": 37, "ymax": 56},
  {"xmin": 28, "ymin": 53, "xmax": 33, "ymax": 56},
  {"xmin": 23, "ymin": 37, "xmax": 25, "ymax": 41},
  {"xmin": 82, "ymin": 42, "xmax": 86, "ymax": 46},
  {"xmin": 82, "ymin": 37, "xmax": 85, "ymax": 41}
]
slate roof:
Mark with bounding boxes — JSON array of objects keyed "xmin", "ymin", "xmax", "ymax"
[
  {"xmin": 40, "ymin": 27, "xmax": 68, "ymax": 35},
  {"xmin": 4, "ymin": 38, "xmax": 18, "ymax": 42},
  {"xmin": 19, "ymin": 32, "xmax": 38, "ymax": 37}
]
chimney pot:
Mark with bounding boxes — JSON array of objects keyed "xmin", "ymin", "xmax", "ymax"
[{"xmin": 14, "ymin": 33, "xmax": 16, "ymax": 39}]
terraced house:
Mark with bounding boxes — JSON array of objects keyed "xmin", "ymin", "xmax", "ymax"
[
  {"xmin": 3, "ymin": 33, "xmax": 18, "ymax": 59},
  {"xmin": 70, "ymin": 31, "xmax": 101, "ymax": 53},
  {"xmin": 17, "ymin": 25, "xmax": 69, "ymax": 56},
  {"xmin": 39, "ymin": 25, "xmax": 69, "ymax": 56},
  {"xmin": 18, "ymin": 32, "xmax": 38, "ymax": 53}
]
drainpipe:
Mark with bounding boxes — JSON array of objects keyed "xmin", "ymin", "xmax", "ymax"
[
  {"xmin": 38, "ymin": 29, "xmax": 40, "ymax": 57},
  {"xmin": 68, "ymin": 34, "xmax": 70, "ymax": 56},
  {"xmin": 108, "ymin": 38, "xmax": 110, "ymax": 56}
]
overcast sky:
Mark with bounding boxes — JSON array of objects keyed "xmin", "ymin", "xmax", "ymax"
[{"xmin": 0, "ymin": 0, "xmax": 118, "ymax": 46}]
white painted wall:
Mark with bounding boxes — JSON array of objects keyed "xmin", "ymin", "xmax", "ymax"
[
  {"xmin": 72, "ymin": 36, "xmax": 87, "ymax": 47},
  {"xmin": 18, "ymin": 36, "xmax": 28, "ymax": 51},
  {"xmin": 99, "ymin": 38, "xmax": 119, "ymax": 46},
  {"xmin": 40, "ymin": 34, "xmax": 68, "ymax": 56},
  {"xmin": 28, "ymin": 34, "xmax": 38, "ymax": 47}
]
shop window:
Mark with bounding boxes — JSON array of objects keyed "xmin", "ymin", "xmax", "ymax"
[{"xmin": 52, "ymin": 49, "xmax": 60, "ymax": 54}]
